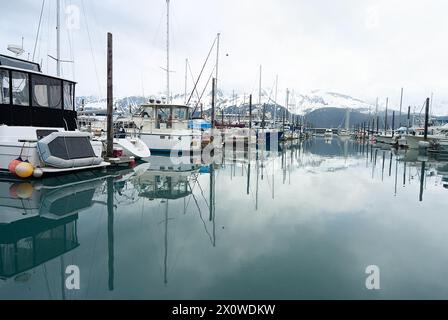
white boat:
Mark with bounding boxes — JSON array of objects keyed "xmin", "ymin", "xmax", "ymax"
[
  {"xmin": 127, "ymin": 102, "xmax": 202, "ymax": 154},
  {"xmin": 0, "ymin": 55, "xmax": 109, "ymax": 178},
  {"xmin": 324, "ymin": 129, "xmax": 333, "ymax": 138},
  {"xmin": 401, "ymin": 126, "xmax": 448, "ymax": 149},
  {"xmin": 78, "ymin": 114, "xmax": 151, "ymax": 159},
  {"xmin": 374, "ymin": 133, "xmax": 395, "ymax": 145},
  {"xmin": 338, "ymin": 129, "xmax": 351, "ymax": 137}
]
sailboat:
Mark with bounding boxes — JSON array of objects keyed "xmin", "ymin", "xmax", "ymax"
[
  {"xmin": 338, "ymin": 108, "xmax": 351, "ymax": 137},
  {"xmin": 126, "ymin": 1, "xmax": 202, "ymax": 154}
]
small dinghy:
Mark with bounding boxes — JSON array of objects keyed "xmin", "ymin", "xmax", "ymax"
[{"xmin": 37, "ymin": 131, "xmax": 103, "ymax": 169}]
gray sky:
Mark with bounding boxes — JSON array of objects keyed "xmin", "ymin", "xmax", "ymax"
[{"xmin": 2, "ymin": 0, "xmax": 448, "ymax": 114}]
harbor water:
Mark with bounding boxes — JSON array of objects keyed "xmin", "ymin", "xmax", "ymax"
[{"xmin": 1, "ymin": 137, "xmax": 448, "ymax": 300}]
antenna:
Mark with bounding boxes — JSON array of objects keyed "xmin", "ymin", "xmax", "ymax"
[
  {"xmin": 7, "ymin": 44, "xmax": 25, "ymax": 57},
  {"xmin": 7, "ymin": 37, "xmax": 25, "ymax": 57}
]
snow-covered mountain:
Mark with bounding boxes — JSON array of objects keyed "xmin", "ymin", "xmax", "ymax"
[
  {"xmin": 77, "ymin": 90, "xmax": 376, "ymax": 114},
  {"xmin": 171, "ymin": 89, "xmax": 376, "ymax": 115}
]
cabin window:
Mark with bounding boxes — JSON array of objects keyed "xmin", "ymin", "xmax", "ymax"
[
  {"xmin": 173, "ymin": 107, "xmax": 188, "ymax": 120},
  {"xmin": 32, "ymin": 75, "xmax": 62, "ymax": 109},
  {"xmin": 0, "ymin": 69, "xmax": 10, "ymax": 104},
  {"xmin": 156, "ymin": 107, "xmax": 172, "ymax": 129},
  {"xmin": 11, "ymin": 71, "xmax": 29, "ymax": 106},
  {"xmin": 63, "ymin": 82, "xmax": 74, "ymax": 110}
]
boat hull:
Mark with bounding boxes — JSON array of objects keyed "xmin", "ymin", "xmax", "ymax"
[{"xmin": 139, "ymin": 131, "xmax": 202, "ymax": 154}]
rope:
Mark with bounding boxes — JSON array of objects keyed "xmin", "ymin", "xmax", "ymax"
[
  {"xmin": 186, "ymin": 35, "xmax": 217, "ymax": 105},
  {"xmin": 190, "ymin": 65, "xmax": 216, "ymax": 116},
  {"xmin": 81, "ymin": 0, "xmax": 103, "ymax": 97},
  {"xmin": 32, "ymin": 0, "xmax": 46, "ymax": 62}
]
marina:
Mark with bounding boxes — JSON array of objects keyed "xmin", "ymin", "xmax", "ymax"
[
  {"xmin": 1, "ymin": 0, "xmax": 448, "ymax": 306},
  {"xmin": 1, "ymin": 138, "xmax": 448, "ymax": 299}
]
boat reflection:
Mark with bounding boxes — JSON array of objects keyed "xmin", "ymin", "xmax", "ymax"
[{"xmin": 0, "ymin": 164, "xmax": 148, "ymax": 290}]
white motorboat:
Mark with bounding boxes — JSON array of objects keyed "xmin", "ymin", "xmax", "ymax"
[
  {"xmin": 0, "ymin": 55, "xmax": 109, "ymax": 178},
  {"xmin": 127, "ymin": 101, "xmax": 202, "ymax": 154},
  {"xmin": 401, "ymin": 126, "xmax": 448, "ymax": 149},
  {"xmin": 78, "ymin": 114, "xmax": 151, "ymax": 159},
  {"xmin": 324, "ymin": 129, "xmax": 334, "ymax": 138}
]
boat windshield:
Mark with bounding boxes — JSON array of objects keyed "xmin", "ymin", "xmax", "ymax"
[{"xmin": 138, "ymin": 104, "xmax": 190, "ymax": 129}]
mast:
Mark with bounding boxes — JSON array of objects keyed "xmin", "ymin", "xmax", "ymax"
[
  {"xmin": 399, "ymin": 88, "xmax": 404, "ymax": 126},
  {"xmin": 56, "ymin": 0, "xmax": 61, "ymax": 76},
  {"xmin": 184, "ymin": 58, "xmax": 188, "ymax": 104},
  {"xmin": 345, "ymin": 108, "xmax": 350, "ymax": 130},
  {"xmin": 274, "ymin": 75, "xmax": 278, "ymax": 128},
  {"xmin": 258, "ymin": 65, "xmax": 262, "ymax": 106},
  {"xmin": 215, "ymin": 33, "xmax": 220, "ymax": 87},
  {"xmin": 166, "ymin": 0, "xmax": 170, "ymax": 103}
]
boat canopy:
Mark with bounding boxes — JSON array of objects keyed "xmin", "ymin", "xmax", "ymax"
[
  {"xmin": 0, "ymin": 54, "xmax": 41, "ymax": 72},
  {"xmin": 0, "ymin": 55, "xmax": 77, "ymax": 130}
]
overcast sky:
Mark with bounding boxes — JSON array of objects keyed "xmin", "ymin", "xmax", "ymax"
[{"xmin": 2, "ymin": 0, "xmax": 448, "ymax": 114}]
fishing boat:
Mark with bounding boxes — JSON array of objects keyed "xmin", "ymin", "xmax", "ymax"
[
  {"xmin": 0, "ymin": 55, "xmax": 109, "ymax": 178},
  {"xmin": 128, "ymin": 101, "xmax": 202, "ymax": 154},
  {"xmin": 324, "ymin": 129, "xmax": 333, "ymax": 138},
  {"xmin": 401, "ymin": 126, "xmax": 448, "ymax": 149}
]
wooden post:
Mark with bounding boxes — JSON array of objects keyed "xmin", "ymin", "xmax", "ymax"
[
  {"xmin": 106, "ymin": 32, "xmax": 114, "ymax": 157},
  {"xmin": 407, "ymin": 106, "xmax": 411, "ymax": 134},
  {"xmin": 107, "ymin": 177, "xmax": 114, "ymax": 291},
  {"xmin": 249, "ymin": 94, "xmax": 252, "ymax": 130},
  {"xmin": 392, "ymin": 111, "xmax": 395, "ymax": 137},
  {"xmin": 384, "ymin": 98, "xmax": 388, "ymax": 135},
  {"xmin": 424, "ymin": 97, "xmax": 430, "ymax": 140},
  {"xmin": 376, "ymin": 115, "xmax": 379, "ymax": 134}
]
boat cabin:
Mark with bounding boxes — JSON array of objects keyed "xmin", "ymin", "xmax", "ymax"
[
  {"xmin": 137, "ymin": 101, "xmax": 190, "ymax": 130},
  {"xmin": 0, "ymin": 54, "xmax": 77, "ymax": 130}
]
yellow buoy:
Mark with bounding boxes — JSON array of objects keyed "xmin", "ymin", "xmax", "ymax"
[
  {"xmin": 15, "ymin": 183, "xmax": 34, "ymax": 199},
  {"xmin": 15, "ymin": 162, "xmax": 34, "ymax": 179}
]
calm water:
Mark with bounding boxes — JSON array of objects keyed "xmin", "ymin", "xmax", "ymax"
[{"xmin": 1, "ymin": 138, "xmax": 448, "ymax": 300}]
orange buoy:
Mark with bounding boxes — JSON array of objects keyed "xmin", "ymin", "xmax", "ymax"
[
  {"xmin": 9, "ymin": 184, "xmax": 19, "ymax": 198},
  {"xmin": 15, "ymin": 161, "xmax": 34, "ymax": 179},
  {"xmin": 8, "ymin": 158, "xmax": 22, "ymax": 174}
]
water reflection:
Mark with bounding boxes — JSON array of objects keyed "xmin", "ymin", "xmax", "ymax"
[{"xmin": 0, "ymin": 138, "xmax": 448, "ymax": 299}]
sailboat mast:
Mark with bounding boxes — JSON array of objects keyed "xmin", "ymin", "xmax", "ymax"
[
  {"xmin": 345, "ymin": 108, "xmax": 350, "ymax": 130},
  {"xmin": 56, "ymin": 0, "xmax": 61, "ymax": 76},
  {"xmin": 184, "ymin": 58, "xmax": 188, "ymax": 104},
  {"xmin": 274, "ymin": 75, "xmax": 278, "ymax": 127},
  {"xmin": 166, "ymin": 0, "xmax": 170, "ymax": 103},
  {"xmin": 258, "ymin": 65, "xmax": 262, "ymax": 107},
  {"xmin": 215, "ymin": 33, "xmax": 220, "ymax": 86}
]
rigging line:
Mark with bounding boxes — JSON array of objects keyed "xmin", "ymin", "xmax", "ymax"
[
  {"xmin": 80, "ymin": 0, "xmax": 103, "ymax": 98},
  {"xmin": 187, "ymin": 182, "xmax": 214, "ymax": 244},
  {"xmin": 187, "ymin": 60, "xmax": 202, "ymax": 103},
  {"xmin": 191, "ymin": 64, "xmax": 216, "ymax": 116},
  {"xmin": 33, "ymin": 0, "xmax": 46, "ymax": 62},
  {"xmin": 186, "ymin": 36, "xmax": 218, "ymax": 105},
  {"xmin": 195, "ymin": 178, "xmax": 210, "ymax": 209},
  {"xmin": 65, "ymin": 0, "xmax": 75, "ymax": 80},
  {"xmin": 45, "ymin": 0, "xmax": 52, "ymax": 74}
]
